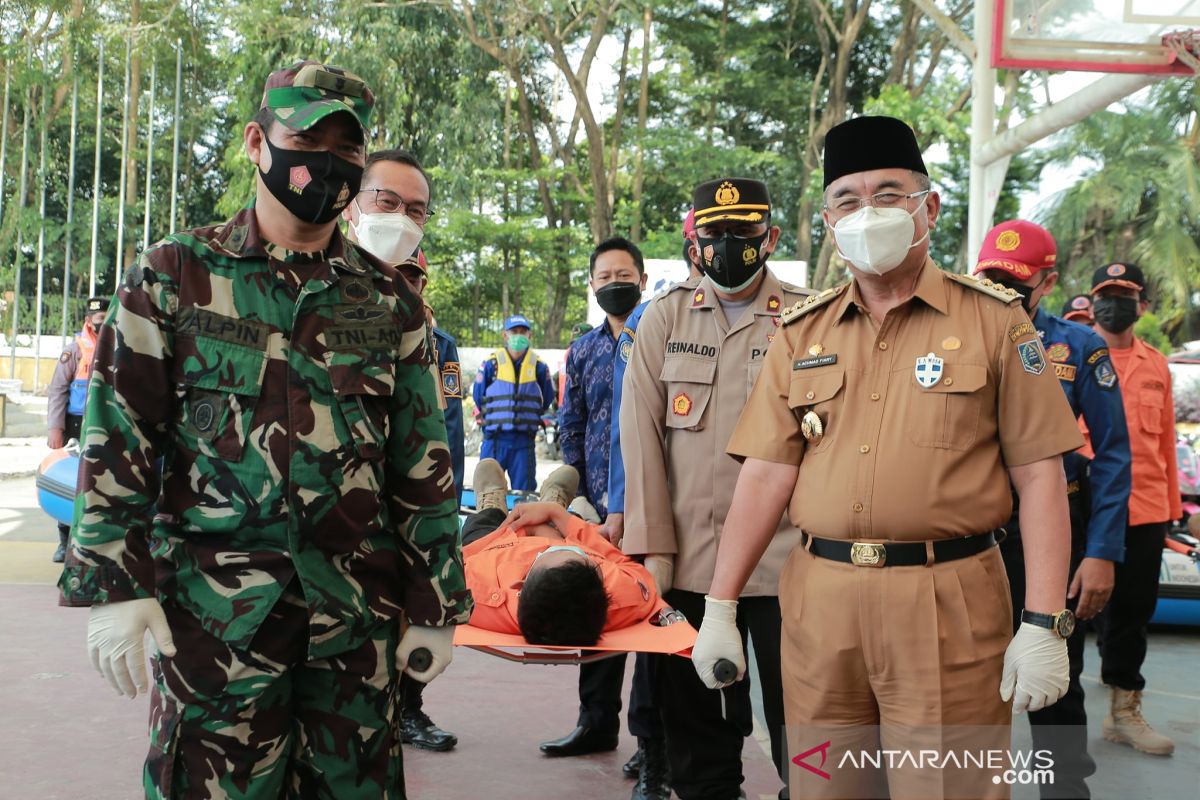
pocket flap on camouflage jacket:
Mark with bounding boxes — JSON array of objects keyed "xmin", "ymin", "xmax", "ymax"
[{"xmin": 176, "ymin": 336, "xmax": 267, "ymax": 397}]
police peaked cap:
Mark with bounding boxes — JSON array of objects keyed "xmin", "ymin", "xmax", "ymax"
[
  {"xmin": 823, "ymin": 116, "xmax": 928, "ymax": 188},
  {"xmin": 692, "ymin": 178, "xmax": 771, "ymax": 227},
  {"xmin": 86, "ymin": 297, "xmax": 110, "ymax": 314}
]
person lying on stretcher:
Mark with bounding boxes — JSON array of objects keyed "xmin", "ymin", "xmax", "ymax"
[{"xmin": 463, "ymin": 459, "xmax": 659, "ymax": 646}]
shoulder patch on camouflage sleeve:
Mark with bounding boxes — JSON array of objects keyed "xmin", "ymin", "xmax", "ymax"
[
  {"xmin": 781, "ymin": 285, "xmax": 845, "ymax": 326},
  {"xmin": 944, "ymin": 271, "xmax": 1023, "ymax": 304}
]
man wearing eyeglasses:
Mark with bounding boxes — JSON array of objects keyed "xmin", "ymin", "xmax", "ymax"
[{"xmin": 693, "ymin": 116, "xmax": 1081, "ymax": 799}]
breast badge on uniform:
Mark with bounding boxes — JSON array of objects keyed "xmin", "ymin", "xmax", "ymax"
[
  {"xmin": 1046, "ymin": 342, "xmax": 1070, "ymax": 362},
  {"xmin": 342, "ymin": 278, "xmax": 372, "ymax": 303},
  {"xmin": 1095, "ymin": 360, "xmax": 1117, "ymax": 389},
  {"xmin": 672, "ymin": 392, "xmax": 693, "ymax": 416},
  {"xmin": 914, "ymin": 352, "xmax": 944, "ymax": 388},
  {"xmin": 441, "ymin": 362, "xmax": 462, "ymax": 399},
  {"xmin": 808, "ymin": 343, "xmax": 824, "ymax": 356},
  {"xmin": 942, "ymin": 336, "xmax": 961, "ymax": 351},
  {"xmin": 801, "ymin": 410, "xmax": 824, "ymax": 443},
  {"xmin": 1017, "ymin": 340, "xmax": 1047, "ymax": 375},
  {"xmin": 619, "ymin": 339, "xmax": 634, "ymax": 363}
]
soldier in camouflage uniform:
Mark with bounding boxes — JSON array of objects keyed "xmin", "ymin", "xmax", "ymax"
[{"xmin": 59, "ymin": 61, "xmax": 471, "ymax": 800}]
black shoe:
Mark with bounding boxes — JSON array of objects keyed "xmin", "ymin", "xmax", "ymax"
[
  {"xmin": 52, "ymin": 527, "xmax": 68, "ymax": 563},
  {"xmin": 631, "ymin": 737, "xmax": 670, "ymax": 800},
  {"xmin": 400, "ymin": 711, "xmax": 457, "ymax": 752},
  {"xmin": 539, "ymin": 726, "xmax": 618, "ymax": 757},
  {"xmin": 622, "ymin": 746, "xmax": 644, "ymax": 779}
]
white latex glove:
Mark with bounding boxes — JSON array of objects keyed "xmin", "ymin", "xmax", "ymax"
[
  {"xmin": 691, "ymin": 596, "xmax": 745, "ymax": 690},
  {"xmin": 396, "ymin": 625, "xmax": 455, "ymax": 683},
  {"xmin": 87, "ymin": 598, "xmax": 177, "ymax": 698},
  {"xmin": 1000, "ymin": 621, "xmax": 1069, "ymax": 714},
  {"xmin": 644, "ymin": 554, "xmax": 674, "ymax": 596}
]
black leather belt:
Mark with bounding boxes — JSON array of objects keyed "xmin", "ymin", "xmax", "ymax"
[{"xmin": 802, "ymin": 530, "xmax": 1000, "ymax": 567}]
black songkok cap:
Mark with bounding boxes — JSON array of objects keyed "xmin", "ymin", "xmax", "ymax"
[{"xmin": 823, "ymin": 116, "xmax": 928, "ymax": 188}]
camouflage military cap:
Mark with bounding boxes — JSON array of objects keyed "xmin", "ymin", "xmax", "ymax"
[{"xmin": 260, "ymin": 61, "xmax": 374, "ymax": 132}]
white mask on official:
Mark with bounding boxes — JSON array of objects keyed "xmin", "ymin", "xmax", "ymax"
[
  {"xmin": 830, "ymin": 202, "xmax": 928, "ymax": 276},
  {"xmin": 349, "ymin": 201, "xmax": 424, "ymax": 265}
]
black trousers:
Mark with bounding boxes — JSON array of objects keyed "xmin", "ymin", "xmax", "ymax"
[
  {"xmin": 1095, "ymin": 521, "xmax": 1167, "ymax": 691},
  {"xmin": 575, "ymin": 651, "xmax": 661, "ymax": 739},
  {"xmin": 400, "ymin": 508, "xmax": 507, "ymax": 716},
  {"xmin": 657, "ymin": 588, "xmax": 785, "ymax": 800},
  {"xmin": 1000, "ymin": 488, "xmax": 1094, "ymax": 800}
]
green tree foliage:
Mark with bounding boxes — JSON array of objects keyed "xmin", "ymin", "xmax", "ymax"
[{"xmin": 0, "ymin": 0, "xmax": 1195, "ymax": 355}]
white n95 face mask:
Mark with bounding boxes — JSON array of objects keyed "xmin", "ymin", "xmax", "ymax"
[
  {"xmin": 831, "ymin": 203, "xmax": 929, "ymax": 276},
  {"xmin": 350, "ymin": 205, "xmax": 424, "ymax": 265}
]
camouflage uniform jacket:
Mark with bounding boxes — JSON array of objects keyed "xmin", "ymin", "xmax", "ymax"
[{"xmin": 58, "ymin": 205, "xmax": 472, "ymax": 658}]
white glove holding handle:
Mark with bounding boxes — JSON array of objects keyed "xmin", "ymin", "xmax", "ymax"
[
  {"xmin": 396, "ymin": 624, "xmax": 455, "ymax": 683},
  {"xmin": 691, "ymin": 596, "xmax": 745, "ymax": 690}
]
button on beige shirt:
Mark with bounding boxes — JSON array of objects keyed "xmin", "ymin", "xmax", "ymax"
[
  {"xmin": 727, "ymin": 261, "xmax": 1084, "ymax": 541},
  {"xmin": 620, "ymin": 270, "xmax": 812, "ymax": 595}
]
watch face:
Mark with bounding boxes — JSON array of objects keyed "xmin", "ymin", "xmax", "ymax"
[{"xmin": 1055, "ymin": 610, "xmax": 1076, "ymax": 638}]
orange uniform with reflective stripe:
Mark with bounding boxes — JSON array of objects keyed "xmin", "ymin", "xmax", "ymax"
[
  {"xmin": 464, "ymin": 514, "xmax": 659, "ymax": 636},
  {"xmin": 1108, "ymin": 338, "xmax": 1181, "ymax": 526}
]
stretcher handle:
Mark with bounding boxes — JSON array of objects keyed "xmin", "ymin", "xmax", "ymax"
[
  {"xmin": 714, "ymin": 658, "xmax": 738, "ymax": 683},
  {"xmin": 408, "ymin": 647, "xmax": 433, "ymax": 673}
]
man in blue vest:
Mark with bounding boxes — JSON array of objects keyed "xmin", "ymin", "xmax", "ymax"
[
  {"xmin": 975, "ymin": 219, "xmax": 1132, "ymax": 799},
  {"xmin": 474, "ymin": 315, "xmax": 556, "ymax": 491},
  {"xmin": 46, "ymin": 296, "xmax": 109, "ymax": 562}
]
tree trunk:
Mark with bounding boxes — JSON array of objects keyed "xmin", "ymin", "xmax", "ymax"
[
  {"xmin": 607, "ymin": 27, "xmax": 632, "ymax": 214},
  {"xmin": 630, "ymin": 5, "xmax": 652, "ymax": 243},
  {"xmin": 122, "ymin": 0, "xmax": 141, "ymax": 271}
]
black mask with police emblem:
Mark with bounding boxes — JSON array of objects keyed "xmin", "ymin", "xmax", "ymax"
[
  {"xmin": 258, "ymin": 138, "xmax": 363, "ymax": 225},
  {"xmin": 695, "ymin": 230, "xmax": 769, "ymax": 292}
]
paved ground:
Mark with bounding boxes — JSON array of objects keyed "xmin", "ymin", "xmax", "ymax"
[{"xmin": 2, "ymin": 466, "xmax": 1197, "ymax": 798}]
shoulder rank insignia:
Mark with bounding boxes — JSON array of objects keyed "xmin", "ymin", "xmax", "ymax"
[
  {"xmin": 781, "ymin": 286, "xmax": 844, "ymax": 326},
  {"xmin": 945, "ymin": 272, "xmax": 1022, "ymax": 304}
]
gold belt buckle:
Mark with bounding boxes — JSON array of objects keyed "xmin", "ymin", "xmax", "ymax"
[{"xmin": 850, "ymin": 542, "xmax": 886, "ymax": 567}]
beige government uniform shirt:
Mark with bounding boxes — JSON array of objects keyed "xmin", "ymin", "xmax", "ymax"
[
  {"xmin": 727, "ymin": 260, "xmax": 1084, "ymax": 541},
  {"xmin": 620, "ymin": 269, "xmax": 812, "ymax": 594}
]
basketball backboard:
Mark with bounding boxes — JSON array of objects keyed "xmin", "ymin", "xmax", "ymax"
[{"xmin": 994, "ymin": 0, "xmax": 1200, "ymax": 74}]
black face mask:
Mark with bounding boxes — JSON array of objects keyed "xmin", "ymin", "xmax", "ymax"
[
  {"xmin": 258, "ymin": 138, "xmax": 363, "ymax": 225},
  {"xmin": 994, "ymin": 276, "xmax": 1047, "ymax": 314},
  {"xmin": 1093, "ymin": 295, "xmax": 1139, "ymax": 333},
  {"xmin": 90, "ymin": 322, "xmax": 102, "ymax": 334},
  {"xmin": 595, "ymin": 281, "xmax": 642, "ymax": 316},
  {"xmin": 695, "ymin": 230, "xmax": 769, "ymax": 292}
]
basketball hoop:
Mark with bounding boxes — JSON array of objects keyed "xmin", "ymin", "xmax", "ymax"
[{"xmin": 1163, "ymin": 30, "xmax": 1200, "ymax": 74}]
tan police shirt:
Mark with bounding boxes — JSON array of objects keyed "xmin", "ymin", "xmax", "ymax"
[
  {"xmin": 620, "ymin": 269, "xmax": 812, "ymax": 594},
  {"xmin": 726, "ymin": 260, "xmax": 1084, "ymax": 541}
]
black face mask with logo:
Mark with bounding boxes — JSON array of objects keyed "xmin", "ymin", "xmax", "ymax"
[
  {"xmin": 258, "ymin": 138, "xmax": 363, "ymax": 225},
  {"xmin": 1093, "ymin": 295, "xmax": 1139, "ymax": 333},
  {"xmin": 695, "ymin": 230, "xmax": 769, "ymax": 292},
  {"xmin": 594, "ymin": 281, "xmax": 642, "ymax": 316}
]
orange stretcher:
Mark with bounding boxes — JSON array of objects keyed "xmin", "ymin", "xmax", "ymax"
[{"xmin": 450, "ymin": 601, "xmax": 698, "ymax": 666}]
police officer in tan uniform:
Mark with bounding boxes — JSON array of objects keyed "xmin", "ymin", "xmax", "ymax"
[
  {"xmin": 691, "ymin": 118, "xmax": 1081, "ymax": 799},
  {"xmin": 620, "ymin": 177, "xmax": 810, "ymax": 799}
]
